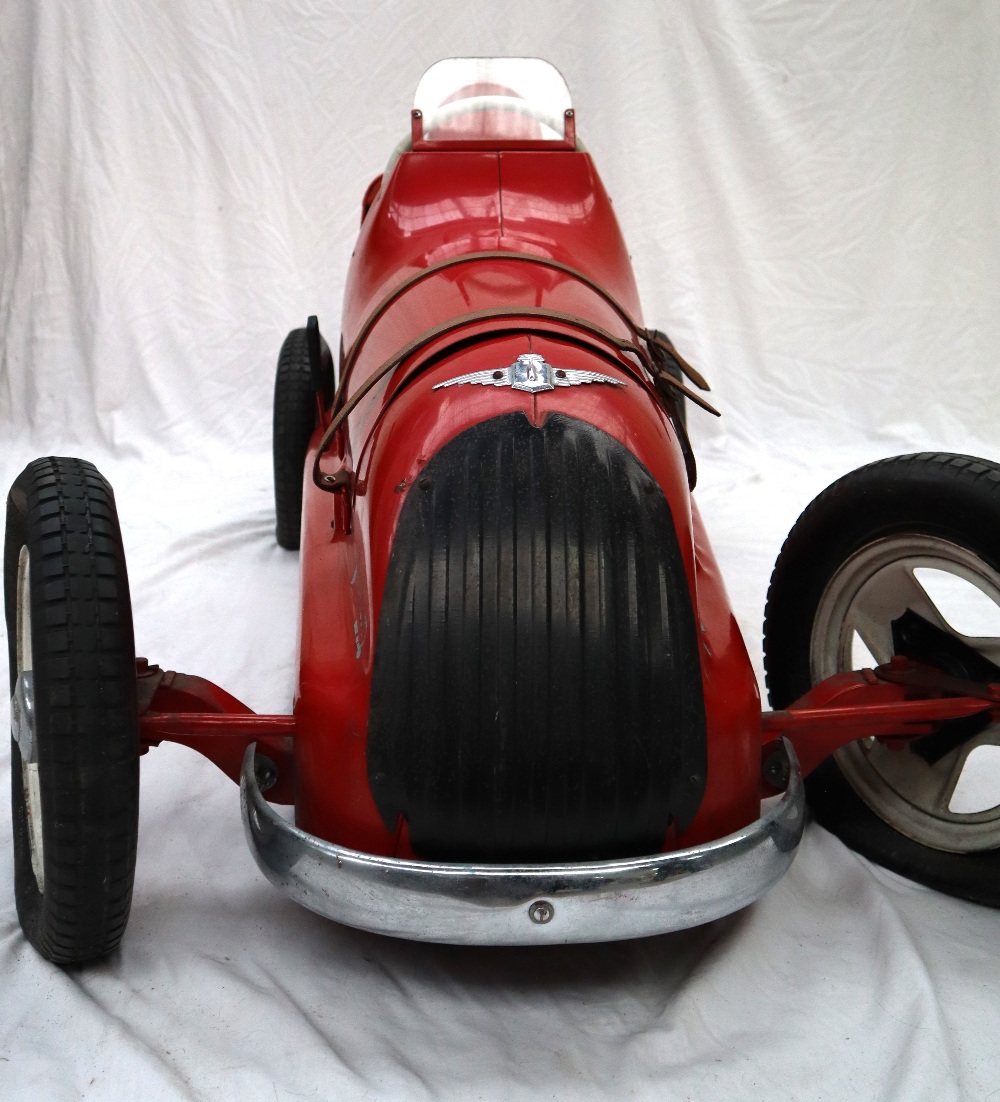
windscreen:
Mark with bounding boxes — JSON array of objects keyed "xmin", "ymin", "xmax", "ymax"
[{"xmin": 413, "ymin": 57, "xmax": 572, "ymax": 143}]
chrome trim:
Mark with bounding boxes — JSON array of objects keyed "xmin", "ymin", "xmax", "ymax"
[
  {"xmin": 433, "ymin": 353, "xmax": 624, "ymax": 395},
  {"xmin": 240, "ymin": 742, "xmax": 804, "ymax": 945}
]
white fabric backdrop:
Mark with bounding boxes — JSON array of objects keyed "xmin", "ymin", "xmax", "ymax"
[{"xmin": 1, "ymin": 2, "xmax": 998, "ymax": 1099}]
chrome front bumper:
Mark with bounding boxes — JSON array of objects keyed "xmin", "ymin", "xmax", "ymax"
[{"xmin": 240, "ymin": 742, "xmax": 804, "ymax": 945}]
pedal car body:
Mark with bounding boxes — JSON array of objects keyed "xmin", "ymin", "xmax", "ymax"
[{"xmin": 7, "ymin": 58, "xmax": 999, "ymax": 963}]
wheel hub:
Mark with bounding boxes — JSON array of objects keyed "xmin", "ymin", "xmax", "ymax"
[
  {"xmin": 811, "ymin": 534, "xmax": 1000, "ymax": 853},
  {"xmin": 10, "ymin": 671, "xmax": 35, "ymax": 763},
  {"xmin": 14, "ymin": 545, "xmax": 44, "ymax": 892}
]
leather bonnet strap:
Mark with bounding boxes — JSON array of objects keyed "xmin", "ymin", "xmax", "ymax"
[{"xmin": 313, "ymin": 304, "xmax": 718, "ymax": 491}]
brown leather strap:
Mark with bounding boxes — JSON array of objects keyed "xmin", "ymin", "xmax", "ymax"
[
  {"xmin": 333, "ymin": 249, "xmax": 711, "ymax": 412},
  {"xmin": 314, "ymin": 305, "xmax": 719, "ymax": 491},
  {"xmin": 645, "ymin": 329, "xmax": 710, "ymax": 392}
]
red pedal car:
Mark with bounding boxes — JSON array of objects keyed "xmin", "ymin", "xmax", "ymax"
[{"xmin": 6, "ymin": 58, "xmax": 999, "ymax": 964}]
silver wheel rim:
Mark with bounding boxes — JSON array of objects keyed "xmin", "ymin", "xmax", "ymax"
[
  {"xmin": 14, "ymin": 546, "xmax": 45, "ymax": 891},
  {"xmin": 810, "ymin": 534, "xmax": 1000, "ymax": 853}
]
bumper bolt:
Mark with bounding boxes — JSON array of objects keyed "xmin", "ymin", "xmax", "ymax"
[
  {"xmin": 528, "ymin": 900, "xmax": 554, "ymax": 925},
  {"xmin": 763, "ymin": 750, "xmax": 790, "ymax": 790}
]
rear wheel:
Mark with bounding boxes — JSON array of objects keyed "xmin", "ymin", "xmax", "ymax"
[
  {"xmin": 273, "ymin": 328, "xmax": 326, "ymax": 550},
  {"xmin": 763, "ymin": 452, "xmax": 1000, "ymax": 906},
  {"xmin": 5, "ymin": 458, "xmax": 140, "ymax": 962}
]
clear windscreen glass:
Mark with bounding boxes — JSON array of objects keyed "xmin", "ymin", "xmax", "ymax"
[{"xmin": 414, "ymin": 58, "xmax": 572, "ymax": 143}]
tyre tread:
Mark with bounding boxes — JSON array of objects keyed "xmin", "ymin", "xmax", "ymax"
[{"xmin": 5, "ymin": 457, "xmax": 139, "ymax": 963}]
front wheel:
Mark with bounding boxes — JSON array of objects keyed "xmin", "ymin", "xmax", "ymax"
[
  {"xmin": 5, "ymin": 458, "xmax": 140, "ymax": 962},
  {"xmin": 763, "ymin": 452, "xmax": 1000, "ymax": 907}
]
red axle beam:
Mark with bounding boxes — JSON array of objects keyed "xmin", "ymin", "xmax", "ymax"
[
  {"xmin": 137, "ymin": 662, "xmax": 297, "ymax": 804},
  {"xmin": 138, "ymin": 657, "xmax": 1000, "ymax": 812},
  {"xmin": 762, "ymin": 661, "xmax": 1000, "ymax": 780}
]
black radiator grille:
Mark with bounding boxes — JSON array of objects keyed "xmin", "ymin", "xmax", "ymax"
[{"xmin": 367, "ymin": 412, "xmax": 707, "ymax": 862}]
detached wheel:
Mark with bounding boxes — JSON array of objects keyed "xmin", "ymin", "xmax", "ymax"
[
  {"xmin": 763, "ymin": 452, "xmax": 1000, "ymax": 907},
  {"xmin": 273, "ymin": 327, "xmax": 329, "ymax": 550},
  {"xmin": 5, "ymin": 458, "xmax": 140, "ymax": 962}
]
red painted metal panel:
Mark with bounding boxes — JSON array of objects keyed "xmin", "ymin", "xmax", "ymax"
[{"xmin": 498, "ymin": 151, "xmax": 643, "ymax": 320}]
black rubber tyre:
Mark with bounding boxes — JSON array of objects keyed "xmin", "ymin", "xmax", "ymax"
[
  {"xmin": 763, "ymin": 452, "xmax": 1000, "ymax": 906},
  {"xmin": 273, "ymin": 328, "xmax": 322, "ymax": 550},
  {"xmin": 5, "ymin": 458, "xmax": 140, "ymax": 962}
]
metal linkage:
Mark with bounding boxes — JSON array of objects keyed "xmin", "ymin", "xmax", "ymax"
[
  {"xmin": 762, "ymin": 657, "xmax": 1000, "ymax": 784},
  {"xmin": 136, "ymin": 660, "xmax": 296, "ymax": 805}
]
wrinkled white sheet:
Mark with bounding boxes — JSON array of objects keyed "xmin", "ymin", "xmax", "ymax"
[{"xmin": 1, "ymin": 2, "xmax": 998, "ymax": 1099}]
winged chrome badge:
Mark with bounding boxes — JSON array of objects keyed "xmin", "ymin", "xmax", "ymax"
[{"xmin": 433, "ymin": 353, "xmax": 624, "ymax": 394}]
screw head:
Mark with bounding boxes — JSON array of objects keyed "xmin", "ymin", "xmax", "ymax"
[
  {"xmin": 528, "ymin": 900, "xmax": 554, "ymax": 925},
  {"xmin": 762, "ymin": 750, "xmax": 790, "ymax": 789},
  {"xmin": 254, "ymin": 754, "xmax": 278, "ymax": 793}
]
